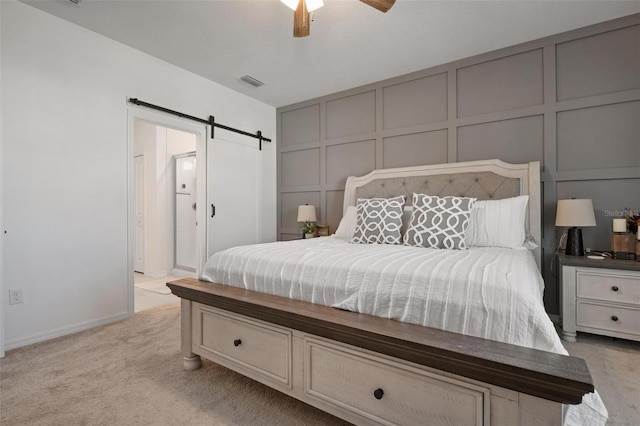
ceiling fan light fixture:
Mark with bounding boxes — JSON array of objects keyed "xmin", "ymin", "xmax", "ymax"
[
  {"xmin": 286, "ymin": 0, "xmax": 393, "ymax": 38},
  {"xmin": 305, "ymin": 0, "xmax": 324, "ymax": 12},
  {"xmin": 281, "ymin": 0, "xmax": 299, "ymax": 11},
  {"xmin": 281, "ymin": 0, "xmax": 323, "ymax": 12}
]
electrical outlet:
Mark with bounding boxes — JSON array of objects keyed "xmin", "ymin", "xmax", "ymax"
[{"xmin": 9, "ymin": 288, "xmax": 23, "ymax": 305}]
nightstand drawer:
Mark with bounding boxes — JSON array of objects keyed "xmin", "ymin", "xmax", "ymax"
[
  {"xmin": 577, "ymin": 270, "xmax": 640, "ymax": 306},
  {"xmin": 577, "ymin": 301, "xmax": 640, "ymax": 337}
]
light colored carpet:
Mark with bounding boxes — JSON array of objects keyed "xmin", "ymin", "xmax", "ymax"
[
  {"xmin": 0, "ymin": 303, "xmax": 348, "ymax": 426},
  {"xmin": 1, "ymin": 303, "xmax": 638, "ymax": 425},
  {"xmin": 563, "ymin": 334, "xmax": 640, "ymax": 426}
]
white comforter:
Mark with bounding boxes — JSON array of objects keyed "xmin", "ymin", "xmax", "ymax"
[{"xmin": 201, "ymin": 236, "xmax": 607, "ymax": 425}]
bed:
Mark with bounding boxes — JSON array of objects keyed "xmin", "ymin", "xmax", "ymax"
[{"xmin": 168, "ymin": 159, "xmax": 606, "ymax": 426}]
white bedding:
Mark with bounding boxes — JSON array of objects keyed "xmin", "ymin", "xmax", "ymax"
[{"xmin": 201, "ymin": 236, "xmax": 607, "ymax": 426}]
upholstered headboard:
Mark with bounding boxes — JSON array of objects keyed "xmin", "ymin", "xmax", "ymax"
[
  {"xmin": 354, "ymin": 172, "xmax": 521, "ymax": 205},
  {"xmin": 343, "ymin": 159, "xmax": 541, "ymax": 268}
]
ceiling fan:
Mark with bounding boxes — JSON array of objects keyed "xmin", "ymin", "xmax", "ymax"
[{"xmin": 281, "ymin": 0, "xmax": 396, "ymax": 37}]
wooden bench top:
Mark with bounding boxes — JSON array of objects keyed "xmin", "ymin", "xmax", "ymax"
[{"xmin": 168, "ymin": 277, "xmax": 594, "ymax": 405}]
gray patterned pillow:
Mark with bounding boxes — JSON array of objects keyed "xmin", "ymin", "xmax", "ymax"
[
  {"xmin": 351, "ymin": 196, "xmax": 406, "ymax": 245},
  {"xmin": 404, "ymin": 194, "xmax": 476, "ymax": 249}
]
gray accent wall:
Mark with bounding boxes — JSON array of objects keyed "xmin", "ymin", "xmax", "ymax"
[{"xmin": 277, "ymin": 14, "xmax": 640, "ymax": 315}]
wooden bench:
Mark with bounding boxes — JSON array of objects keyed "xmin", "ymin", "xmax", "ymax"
[{"xmin": 169, "ymin": 278, "xmax": 594, "ymax": 426}]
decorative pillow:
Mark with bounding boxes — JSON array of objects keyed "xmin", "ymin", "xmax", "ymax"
[
  {"xmin": 351, "ymin": 196, "xmax": 406, "ymax": 245},
  {"xmin": 333, "ymin": 206, "xmax": 358, "ymax": 240},
  {"xmin": 465, "ymin": 195, "xmax": 529, "ymax": 249},
  {"xmin": 404, "ymin": 194, "xmax": 476, "ymax": 250}
]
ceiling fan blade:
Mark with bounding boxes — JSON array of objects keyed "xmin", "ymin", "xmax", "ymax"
[
  {"xmin": 293, "ymin": 0, "xmax": 310, "ymax": 37},
  {"xmin": 360, "ymin": 0, "xmax": 396, "ymax": 13}
]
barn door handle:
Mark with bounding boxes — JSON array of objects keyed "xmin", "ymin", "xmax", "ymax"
[{"xmin": 211, "ymin": 204, "xmax": 216, "ymax": 218}]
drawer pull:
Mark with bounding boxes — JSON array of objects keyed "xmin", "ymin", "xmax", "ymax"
[
  {"xmin": 611, "ymin": 286, "xmax": 619, "ymax": 292},
  {"xmin": 233, "ymin": 339, "xmax": 242, "ymax": 347},
  {"xmin": 373, "ymin": 388, "xmax": 384, "ymax": 400},
  {"xmin": 611, "ymin": 316, "xmax": 619, "ymax": 322}
]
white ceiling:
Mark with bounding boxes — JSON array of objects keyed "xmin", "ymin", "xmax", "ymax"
[{"xmin": 23, "ymin": 0, "xmax": 640, "ymax": 107}]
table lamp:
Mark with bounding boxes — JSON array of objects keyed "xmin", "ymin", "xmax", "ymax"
[
  {"xmin": 555, "ymin": 199, "xmax": 596, "ymax": 256},
  {"xmin": 297, "ymin": 204, "xmax": 317, "ymax": 239}
]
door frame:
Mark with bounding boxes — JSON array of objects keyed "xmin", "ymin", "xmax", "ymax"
[
  {"xmin": 0, "ymin": 136, "xmax": 4, "ymax": 358},
  {"xmin": 133, "ymin": 154, "xmax": 145, "ymax": 274},
  {"xmin": 127, "ymin": 107, "xmax": 208, "ymax": 317}
]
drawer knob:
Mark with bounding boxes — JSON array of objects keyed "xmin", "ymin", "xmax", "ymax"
[
  {"xmin": 611, "ymin": 316, "xmax": 619, "ymax": 322},
  {"xmin": 373, "ymin": 388, "xmax": 384, "ymax": 400},
  {"xmin": 611, "ymin": 286, "xmax": 619, "ymax": 292},
  {"xmin": 233, "ymin": 339, "xmax": 242, "ymax": 347}
]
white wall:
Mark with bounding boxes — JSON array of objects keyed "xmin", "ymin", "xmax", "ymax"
[{"xmin": 0, "ymin": 1, "xmax": 276, "ymax": 350}]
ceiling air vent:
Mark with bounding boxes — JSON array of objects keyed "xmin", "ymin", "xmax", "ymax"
[
  {"xmin": 240, "ymin": 75, "xmax": 264, "ymax": 88},
  {"xmin": 67, "ymin": 0, "xmax": 82, "ymax": 5}
]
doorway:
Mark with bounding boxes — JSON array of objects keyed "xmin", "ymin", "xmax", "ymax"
[
  {"xmin": 133, "ymin": 121, "xmax": 197, "ymax": 275},
  {"xmin": 174, "ymin": 152, "xmax": 197, "ymax": 272},
  {"xmin": 127, "ymin": 109, "xmax": 207, "ymax": 315}
]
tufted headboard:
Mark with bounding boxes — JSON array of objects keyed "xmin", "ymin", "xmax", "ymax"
[
  {"xmin": 343, "ymin": 159, "xmax": 541, "ymax": 268},
  {"xmin": 354, "ymin": 172, "xmax": 520, "ymax": 205}
]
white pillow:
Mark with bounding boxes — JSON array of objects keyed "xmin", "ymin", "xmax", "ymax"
[
  {"xmin": 333, "ymin": 206, "xmax": 357, "ymax": 240},
  {"xmin": 465, "ymin": 195, "xmax": 529, "ymax": 249}
]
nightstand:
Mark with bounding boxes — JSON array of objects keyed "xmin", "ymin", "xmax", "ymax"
[{"xmin": 559, "ymin": 254, "xmax": 640, "ymax": 342}]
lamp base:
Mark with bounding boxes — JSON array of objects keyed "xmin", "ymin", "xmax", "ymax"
[{"xmin": 565, "ymin": 227, "xmax": 584, "ymax": 256}]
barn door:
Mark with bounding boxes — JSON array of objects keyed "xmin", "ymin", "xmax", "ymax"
[{"xmin": 207, "ymin": 135, "xmax": 261, "ymax": 257}]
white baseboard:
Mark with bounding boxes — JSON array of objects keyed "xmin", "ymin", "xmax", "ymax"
[
  {"xmin": 143, "ymin": 270, "xmax": 168, "ymax": 278},
  {"xmin": 4, "ymin": 311, "xmax": 130, "ymax": 351},
  {"xmin": 171, "ymin": 268, "xmax": 196, "ymax": 278}
]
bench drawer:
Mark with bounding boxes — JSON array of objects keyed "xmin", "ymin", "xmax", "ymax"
[
  {"xmin": 194, "ymin": 304, "xmax": 291, "ymax": 386},
  {"xmin": 305, "ymin": 339, "xmax": 487, "ymax": 426}
]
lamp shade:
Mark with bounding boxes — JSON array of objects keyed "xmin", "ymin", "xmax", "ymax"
[
  {"xmin": 297, "ymin": 204, "xmax": 317, "ymax": 223},
  {"xmin": 555, "ymin": 199, "xmax": 596, "ymax": 227}
]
